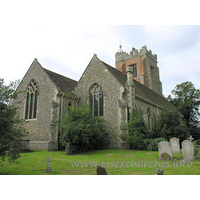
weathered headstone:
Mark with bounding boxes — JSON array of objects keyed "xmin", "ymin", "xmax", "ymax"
[
  {"xmin": 160, "ymin": 152, "xmax": 170, "ymax": 160},
  {"xmin": 181, "ymin": 140, "xmax": 195, "ymax": 161},
  {"xmin": 96, "ymin": 165, "xmax": 107, "ymax": 175},
  {"xmin": 158, "ymin": 141, "xmax": 173, "ymax": 160},
  {"xmin": 156, "ymin": 168, "xmax": 164, "ymax": 175},
  {"xmin": 188, "ymin": 135, "xmax": 194, "ymax": 142},
  {"xmin": 170, "ymin": 137, "xmax": 181, "ymax": 153},
  {"xmin": 45, "ymin": 156, "xmax": 52, "ymax": 173}
]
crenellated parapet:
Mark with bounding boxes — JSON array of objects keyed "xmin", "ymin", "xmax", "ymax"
[{"xmin": 115, "ymin": 45, "xmax": 157, "ymax": 63}]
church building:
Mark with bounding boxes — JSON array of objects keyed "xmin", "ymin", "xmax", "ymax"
[{"xmin": 13, "ymin": 45, "xmax": 175, "ymax": 150}]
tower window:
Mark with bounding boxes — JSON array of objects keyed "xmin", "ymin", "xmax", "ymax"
[
  {"xmin": 89, "ymin": 84, "xmax": 103, "ymax": 116},
  {"xmin": 133, "ymin": 66, "xmax": 137, "ymax": 78},
  {"xmin": 151, "ymin": 66, "xmax": 154, "ymax": 79},
  {"xmin": 129, "ymin": 64, "xmax": 137, "ymax": 78},
  {"xmin": 25, "ymin": 80, "xmax": 38, "ymax": 120}
]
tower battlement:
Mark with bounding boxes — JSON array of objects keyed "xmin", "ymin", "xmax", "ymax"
[{"xmin": 115, "ymin": 45, "xmax": 157, "ymax": 63}]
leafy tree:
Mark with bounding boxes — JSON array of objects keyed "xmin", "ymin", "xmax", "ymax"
[
  {"xmin": 121, "ymin": 109, "xmax": 151, "ymax": 150},
  {"xmin": 167, "ymin": 81, "xmax": 200, "ymax": 138},
  {"xmin": 0, "ymin": 79, "xmax": 25, "ymax": 163},
  {"xmin": 59, "ymin": 101, "xmax": 110, "ymax": 155},
  {"xmin": 151, "ymin": 109, "xmax": 190, "ymax": 143}
]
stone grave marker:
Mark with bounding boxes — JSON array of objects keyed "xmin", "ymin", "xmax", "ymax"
[
  {"xmin": 181, "ymin": 140, "xmax": 195, "ymax": 161},
  {"xmin": 188, "ymin": 135, "xmax": 194, "ymax": 142},
  {"xmin": 156, "ymin": 168, "xmax": 164, "ymax": 175},
  {"xmin": 160, "ymin": 152, "xmax": 170, "ymax": 160},
  {"xmin": 45, "ymin": 156, "xmax": 53, "ymax": 173},
  {"xmin": 96, "ymin": 165, "xmax": 107, "ymax": 175},
  {"xmin": 170, "ymin": 137, "xmax": 181, "ymax": 153},
  {"xmin": 158, "ymin": 141, "xmax": 173, "ymax": 160}
]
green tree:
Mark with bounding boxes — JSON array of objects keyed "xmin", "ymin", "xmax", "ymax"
[
  {"xmin": 151, "ymin": 109, "xmax": 190, "ymax": 142},
  {"xmin": 167, "ymin": 81, "xmax": 200, "ymax": 138},
  {"xmin": 122, "ymin": 109, "xmax": 151, "ymax": 150},
  {"xmin": 0, "ymin": 79, "xmax": 25, "ymax": 163},
  {"xmin": 59, "ymin": 101, "xmax": 110, "ymax": 155}
]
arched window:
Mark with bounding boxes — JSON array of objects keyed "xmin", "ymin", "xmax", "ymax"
[
  {"xmin": 25, "ymin": 80, "xmax": 38, "ymax": 120},
  {"xmin": 147, "ymin": 107, "xmax": 150, "ymax": 129},
  {"xmin": 68, "ymin": 101, "xmax": 73, "ymax": 112},
  {"xmin": 89, "ymin": 84, "xmax": 103, "ymax": 116}
]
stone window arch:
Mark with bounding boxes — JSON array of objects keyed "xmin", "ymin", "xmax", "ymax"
[
  {"xmin": 68, "ymin": 101, "xmax": 73, "ymax": 107},
  {"xmin": 89, "ymin": 84, "xmax": 103, "ymax": 116},
  {"xmin": 25, "ymin": 79, "xmax": 38, "ymax": 120},
  {"xmin": 68, "ymin": 101, "xmax": 73, "ymax": 112}
]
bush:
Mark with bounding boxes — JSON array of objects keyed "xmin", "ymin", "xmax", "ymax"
[
  {"xmin": 122, "ymin": 109, "xmax": 151, "ymax": 150},
  {"xmin": 60, "ymin": 102, "xmax": 110, "ymax": 155},
  {"xmin": 196, "ymin": 139, "xmax": 200, "ymax": 145},
  {"xmin": 144, "ymin": 138, "xmax": 167, "ymax": 151}
]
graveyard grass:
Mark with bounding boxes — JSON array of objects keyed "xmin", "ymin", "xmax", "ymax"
[{"xmin": 0, "ymin": 149, "xmax": 200, "ymax": 175}]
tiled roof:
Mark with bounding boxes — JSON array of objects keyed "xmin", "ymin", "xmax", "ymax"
[
  {"xmin": 101, "ymin": 60, "xmax": 175, "ymax": 110},
  {"xmin": 42, "ymin": 68, "xmax": 78, "ymax": 98}
]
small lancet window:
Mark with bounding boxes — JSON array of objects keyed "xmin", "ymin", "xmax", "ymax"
[
  {"xmin": 129, "ymin": 64, "xmax": 137, "ymax": 78},
  {"xmin": 147, "ymin": 107, "xmax": 150, "ymax": 129},
  {"xmin": 68, "ymin": 101, "xmax": 73, "ymax": 112},
  {"xmin": 25, "ymin": 80, "xmax": 38, "ymax": 120},
  {"xmin": 89, "ymin": 84, "xmax": 103, "ymax": 116}
]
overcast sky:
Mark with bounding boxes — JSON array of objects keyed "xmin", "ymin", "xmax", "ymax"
[{"xmin": 1, "ymin": 1, "xmax": 200, "ymax": 98}]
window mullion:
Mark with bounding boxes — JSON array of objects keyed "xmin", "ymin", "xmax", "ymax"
[
  {"xmin": 98, "ymin": 90, "xmax": 100, "ymax": 116},
  {"xmin": 28, "ymin": 92, "xmax": 31, "ymax": 119},
  {"xmin": 32, "ymin": 92, "xmax": 36, "ymax": 119}
]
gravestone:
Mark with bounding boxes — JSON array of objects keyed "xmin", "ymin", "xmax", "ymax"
[
  {"xmin": 45, "ymin": 156, "xmax": 53, "ymax": 173},
  {"xmin": 170, "ymin": 137, "xmax": 181, "ymax": 153},
  {"xmin": 188, "ymin": 135, "xmax": 194, "ymax": 142},
  {"xmin": 181, "ymin": 140, "xmax": 195, "ymax": 161},
  {"xmin": 158, "ymin": 141, "xmax": 173, "ymax": 160},
  {"xmin": 156, "ymin": 168, "xmax": 164, "ymax": 175},
  {"xmin": 96, "ymin": 165, "xmax": 107, "ymax": 175},
  {"xmin": 160, "ymin": 152, "xmax": 170, "ymax": 160}
]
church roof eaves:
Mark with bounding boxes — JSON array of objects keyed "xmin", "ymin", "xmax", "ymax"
[{"xmin": 42, "ymin": 67, "xmax": 78, "ymax": 99}]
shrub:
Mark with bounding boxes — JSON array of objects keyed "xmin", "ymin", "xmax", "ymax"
[
  {"xmin": 147, "ymin": 138, "xmax": 167, "ymax": 151},
  {"xmin": 122, "ymin": 109, "xmax": 151, "ymax": 150},
  {"xmin": 60, "ymin": 102, "xmax": 110, "ymax": 155},
  {"xmin": 196, "ymin": 139, "xmax": 200, "ymax": 145}
]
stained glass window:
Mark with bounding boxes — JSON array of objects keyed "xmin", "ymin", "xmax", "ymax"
[
  {"xmin": 25, "ymin": 80, "xmax": 38, "ymax": 120},
  {"xmin": 89, "ymin": 84, "xmax": 103, "ymax": 116}
]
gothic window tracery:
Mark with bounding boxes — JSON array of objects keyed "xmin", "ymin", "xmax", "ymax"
[
  {"xmin": 89, "ymin": 84, "xmax": 103, "ymax": 116},
  {"xmin": 25, "ymin": 80, "xmax": 38, "ymax": 120}
]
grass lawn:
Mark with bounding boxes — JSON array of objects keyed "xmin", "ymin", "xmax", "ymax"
[{"xmin": 0, "ymin": 149, "xmax": 200, "ymax": 175}]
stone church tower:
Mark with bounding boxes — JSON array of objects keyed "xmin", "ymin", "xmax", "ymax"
[{"xmin": 115, "ymin": 45, "xmax": 162, "ymax": 95}]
